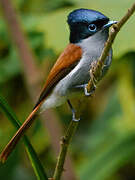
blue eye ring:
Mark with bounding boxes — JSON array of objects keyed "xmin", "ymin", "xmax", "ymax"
[{"xmin": 88, "ymin": 24, "xmax": 97, "ymax": 32}]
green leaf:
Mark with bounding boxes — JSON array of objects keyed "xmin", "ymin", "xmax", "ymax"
[{"xmin": 0, "ymin": 94, "xmax": 48, "ymax": 180}]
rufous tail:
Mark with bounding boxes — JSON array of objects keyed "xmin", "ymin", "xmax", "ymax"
[{"xmin": 0, "ymin": 104, "xmax": 41, "ymax": 163}]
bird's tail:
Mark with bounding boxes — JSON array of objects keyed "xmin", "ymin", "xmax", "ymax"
[{"xmin": 0, "ymin": 103, "xmax": 41, "ymax": 163}]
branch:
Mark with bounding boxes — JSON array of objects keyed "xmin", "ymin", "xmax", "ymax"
[
  {"xmin": 53, "ymin": 120, "xmax": 79, "ymax": 180},
  {"xmin": 53, "ymin": 2, "xmax": 135, "ymax": 180},
  {"xmin": 86, "ymin": 2, "xmax": 135, "ymax": 93}
]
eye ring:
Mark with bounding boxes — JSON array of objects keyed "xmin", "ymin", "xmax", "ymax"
[{"xmin": 88, "ymin": 24, "xmax": 97, "ymax": 32}]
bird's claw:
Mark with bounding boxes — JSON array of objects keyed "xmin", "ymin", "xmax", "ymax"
[
  {"xmin": 72, "ymin": 109, "xmax": 80, "ymax": 122},
  {"xmin": 75, "ymin": 84, "xmax": 95, "ymax": 97},
  {"xmin": 84, "ymin": 84, "xmax": 95, "ymax": 96},
  {"xmin": 72, "ymin": 116, "xmax": 80, "ymax": 122}
]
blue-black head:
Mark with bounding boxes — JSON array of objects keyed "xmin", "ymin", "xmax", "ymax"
[{"xmin": 67, "ymin": 9, "xmax": 116, "ymax": 43}]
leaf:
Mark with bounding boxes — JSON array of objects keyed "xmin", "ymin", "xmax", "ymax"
[{"xmin": 0, "ymin": 94, "xmax": 48, "ymax": 180}]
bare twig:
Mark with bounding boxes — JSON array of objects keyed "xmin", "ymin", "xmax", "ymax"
[
  {"xmin": 87, "ymin": 2, "xmax": 135, "ymax": 93},
  {"xmin": 53, "ymin": 120, "xmax": 79, "ymax": 180}
]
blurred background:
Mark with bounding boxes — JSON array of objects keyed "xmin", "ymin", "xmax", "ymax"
[{"xmin": 0, "ymin": 0, "xmax": 135, "ymax": 180}]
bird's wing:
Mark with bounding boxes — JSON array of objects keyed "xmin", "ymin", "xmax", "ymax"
[
  {"xmin": 34, "ymin": 43, "xmax": 82, "ymax": 109},
  {"xmin": 0, "ymin": 44, "xmax": 82, "ymax": 162}
]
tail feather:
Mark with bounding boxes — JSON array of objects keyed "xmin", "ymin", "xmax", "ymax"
[{"xmin": 0, "ymin": 104, "xmax": 40, "ymax": 163}]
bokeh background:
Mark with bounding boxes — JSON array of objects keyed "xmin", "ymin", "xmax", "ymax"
[{"xmin": 0, "ymin": 0, "xmax": 135, "ymax": 180}]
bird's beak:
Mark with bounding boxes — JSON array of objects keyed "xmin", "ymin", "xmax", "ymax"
[{"xmin": 103, "ymin": 20, "xmax": 118, "ymax": 29}]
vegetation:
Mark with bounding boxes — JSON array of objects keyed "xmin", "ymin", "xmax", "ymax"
[{"xmin": 0, "ymin": 0, "xmax": 135, "ymax": 180}]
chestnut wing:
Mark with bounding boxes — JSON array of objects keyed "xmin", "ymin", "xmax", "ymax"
[{"xmin": 34, "ymin": 43, "xmax": 82, "ymax": 109}]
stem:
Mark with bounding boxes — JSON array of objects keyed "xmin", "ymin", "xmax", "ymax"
[
  {"xmin": 0, "ymin": 94, "xmax": 48, "ymax": 180},
  {"xmin": 87, "ymin": 2, "xmax": 135, "ymax": 93},
  {"xmin": 53, "ymin": 2, "xmax": 135, "ymax": 179},
  {"xmin": 53, "ymin": 120, "xmax": 79, "ymax": 180}
]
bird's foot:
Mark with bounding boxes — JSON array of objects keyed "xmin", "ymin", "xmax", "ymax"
[
  {"xmin": 72, "ymin": 111, "xmax": 80, "ymax": 122},
  {"xmin": 67, "ymin": 100, "xmax": 80, "ymax": 122},
  {"xmin": 84, "ymin": 84, "xmax": 95, "ymax": 96},
  {"xmin": 75, "ymin": 84, "xmax": 95, "ymax": 97}
]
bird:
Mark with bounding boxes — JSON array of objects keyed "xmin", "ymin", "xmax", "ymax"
[{"xmin": 0, "ymin": 8, "xmax": 117, "ymax": 162}]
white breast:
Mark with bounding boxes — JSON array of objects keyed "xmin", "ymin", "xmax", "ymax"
[{"xmin": 40, "ymin": 30, "xmax": 111, "ymax": 112}]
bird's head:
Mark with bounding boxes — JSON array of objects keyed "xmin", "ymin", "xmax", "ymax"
[{"xmin": 67, "ymin": 9, "xmax": 117, "ymax": 43}]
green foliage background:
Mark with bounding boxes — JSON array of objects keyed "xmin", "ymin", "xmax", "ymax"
[{"xmin": 0, "ymin": 0, "xmax": 135, "ymax": 180}]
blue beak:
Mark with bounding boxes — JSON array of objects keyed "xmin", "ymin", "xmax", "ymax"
[{"xmin": 103, "ymin": 20, "xmax": 117, "ymax": 29}]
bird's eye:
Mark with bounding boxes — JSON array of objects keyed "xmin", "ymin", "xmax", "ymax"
[{"xmin": 88, "ymin": 24, "xmax": 97, "ymax": 32}]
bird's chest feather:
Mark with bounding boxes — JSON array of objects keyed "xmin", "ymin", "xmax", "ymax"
[{"xmin": 54, "ymin": 31, "xmax": 112, "ymax": 96}]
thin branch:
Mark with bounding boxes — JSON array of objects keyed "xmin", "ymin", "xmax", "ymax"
[
  {"xmin": 53, "ymin": 120, "xmax": 79, "ymax": 180},
  {"xmin": 53, "ymin": 2, "xmax": 135, "ymax": 180},
  {"xmin": 86, "ymin": 2, "xmax": 135, "ymax": 93}
]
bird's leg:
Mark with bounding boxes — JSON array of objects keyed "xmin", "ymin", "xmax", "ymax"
[
  {"xmin": 67, "ymin": 100, "xmax": 80, "ymax": 122},
  {"xmin": 84, "ymin": 84, "xmax": 96, "ymax": 96},
  {"xmin": 75, "ymin": 84, "xmax": 95, "ymax": 96},
  {"xmin": 74, "ymin": 61, "xmax": 100, "ymax": 96}
]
